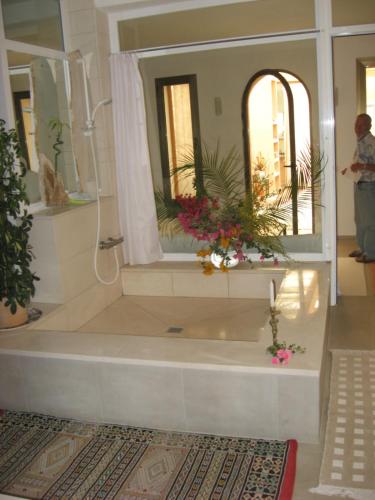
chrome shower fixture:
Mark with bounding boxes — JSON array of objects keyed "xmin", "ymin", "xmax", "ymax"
[
  {"xmin": 84, "ymin": 98, "xmax": 112, "ymax": 136},
  {"xmin": 91, "ymin": 98, "xmax": 112, "ymax": 122},
  {"xmin": 99, "ymin": 236, "xmax": 124, "ymax": 250},
  {"xmin": 77, "ymin": 57, "xmax": 112, "ymax": 134}
]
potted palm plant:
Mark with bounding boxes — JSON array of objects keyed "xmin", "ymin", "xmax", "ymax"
[{"xmin": 0, "ymin": 119, "xmax": 39, "ymax": 328}]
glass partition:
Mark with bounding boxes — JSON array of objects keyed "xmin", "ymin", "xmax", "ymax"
[
  {"xmin": 1, "ymin": 0, "xmax": 64, "ymax": 50},
  {"xmin": 141, "ymin": 38, "xmax": 322, "ymax": 254}
]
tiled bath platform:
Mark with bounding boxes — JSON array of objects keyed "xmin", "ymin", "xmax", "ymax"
[
  {"xmin": 0, "ymin": 262, "xmax": 330, "ymax": 443},
  {"xmin": 121, "ymin": 260, "xmax": 285, "ymax": 298}
]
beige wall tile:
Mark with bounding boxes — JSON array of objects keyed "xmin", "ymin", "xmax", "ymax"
[
  {"xmin": 0, "ymin": 355, "xmax": 28, "ymax": 411},
  {"xmin": 67, "ymin": 283, "xmax": 108, "ymax": 330},
  {"xmin": 86, "ymin": 77, "xmax": 103, "ymax": 108},
  {"xmin": 96, "ymin": 10, "xmax": 109, "ymax": 36},
  {"xmin": 69, "ymin": 9, "xmax": 96, "ymax": 36},
  {"xmin": 60, "ymin": 248, "xmax": 97, "ymax": 301},
  {"xmin": 32, "ymin": 263, "xmax": 64, "ymax": 304},
  {"xmin": 172, "ymin": 272, "xmax": 228, "ymax": 297},
  {"xmin": 278, "ymin": 374, "xmax": 320, "ymax": 442},
  {"xmin": 183, "ymin": 368, "xmax": 279, "ymax": 438},
  {"xmin": 102, "ymin": 278, "xmax": 123, "ymax": 306},
  {"xmin": 99, "ymin": 197, "xmax": 121, "ymax": 238},
  {"xmin": 99, "ymin": 363, "xmax": 186, "ymax": 430},
  {"xmin": 69, "ymin": 33, "xmax": 97, "ymax": 54},
  {"xmin": 54, "ymin": 204, "xmax": 97, "ymax": 262},
  {"xmin": 22, "ymin": 357, "xmax": 102, "ymax": 421},
  {"xmin": 29, "ymin": 217, "xmax": 58, "ymax": 262},
  {"xmin": 30, "ymin": 305, "xmax": 70, "ymax": 331},
  {"xmin": 122, "ymin": 271, "xmax": 174, "ymax": 296},
  {"xmin": 67, "ymin": 0, "xmax": 94, "ymax": 13}
]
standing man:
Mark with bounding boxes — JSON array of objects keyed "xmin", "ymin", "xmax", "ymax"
[{"xmin": 345, "ymin": 113, "xmax": 375, "ymax": 263}]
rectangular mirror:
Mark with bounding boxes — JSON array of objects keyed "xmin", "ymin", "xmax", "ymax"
[
  {"xmin": 8, "ymin": 50, "xmax": 78, "ymax": 204},
  {"xmin": 2, "ymin": 0, "xmax": 64, "ymax": 51}
]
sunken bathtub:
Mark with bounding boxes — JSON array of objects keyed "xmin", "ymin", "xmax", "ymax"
[{"xmin": 0, "ymin": 262, "xmax": 330, "ymax": 443}]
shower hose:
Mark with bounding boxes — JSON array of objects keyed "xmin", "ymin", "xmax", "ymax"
[{"xmin": 89, "ymin": 133, "xmax": 120, "ymax": 286}]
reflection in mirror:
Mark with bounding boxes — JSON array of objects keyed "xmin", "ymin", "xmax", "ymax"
[
  {"xmin": 13, "ymin": 90, "xmax": 33, "ymax": 169},
  {"xmin": 1, "ymin": 0, "xmax": 64, "ymax": 51},
  {"xmin": 7, "ymin": 51, "xmax": 78, "ymax": 205}
]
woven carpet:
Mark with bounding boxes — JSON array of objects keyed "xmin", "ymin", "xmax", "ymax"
[
  {"xmin": 0, "ymin": 410, "xmax": 296, "ymax": 499},
  {"xmin": 311, "ymin": 350, "xmax": 375, "ymax": 499}
]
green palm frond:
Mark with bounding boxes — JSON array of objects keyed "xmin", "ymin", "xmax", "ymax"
[
  {"xmin": 155, "ymin": 142, "xmax": 325, "ymax": 251},
  {"xmin": 154, "ymin": 190, "xmax": 183, "ymax": 237},
  {"xmin": 273, "ymin": 146, "xmax": 326, "ymax": 211},
  {"xmin": 174, "ymin": 143, "xmax": 245, "ymax": 204}
]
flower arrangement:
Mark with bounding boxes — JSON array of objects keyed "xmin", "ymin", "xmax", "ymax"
[
  {"xmin": 156, "ymin": 144, "xmax": 290, "ymax": 274},
  {"xmin": 174, "ymin": 192, "xmax": 282, "ymax": 274}
]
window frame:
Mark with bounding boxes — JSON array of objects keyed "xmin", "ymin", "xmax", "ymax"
[{"xmin": 155, "ymin": 74, "xmax": 203, "ymax": 199}]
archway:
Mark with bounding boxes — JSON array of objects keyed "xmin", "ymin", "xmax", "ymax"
[{"xmin": 242, "ymin": 69, "xmax": 312, "ymax": 235}]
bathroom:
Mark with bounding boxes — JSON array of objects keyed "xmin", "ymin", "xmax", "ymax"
[
  {"xmin": 0, "ymin": 0, "xmax": 322, "ymax": 326},
  {"xmin": 0, "ymin": 0, "xmax": 374, "ymax": 442}
]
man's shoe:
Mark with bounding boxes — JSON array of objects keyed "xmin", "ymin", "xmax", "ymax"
[
  {"xmin": 355, "ymin": 254, "xmax": 375, "ymax": 263},
  {"xmin": 349, "ymin": 249, "xmax": 363, "ymax": 257}
]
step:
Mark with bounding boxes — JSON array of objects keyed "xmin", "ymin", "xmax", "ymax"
[{"xmin": 121, "ymin": 261, "xmax": 286, "ymax": 298}]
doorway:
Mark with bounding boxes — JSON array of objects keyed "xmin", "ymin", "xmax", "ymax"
[
  {"xmin": 334, "ymin": 34, "xmax": 375, "ymax": 297},
  {"xmin": 242, "ymin": 69, "xmax": 312, "ymax": 235}
]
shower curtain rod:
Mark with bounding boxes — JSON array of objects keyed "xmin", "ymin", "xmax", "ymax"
[{"xmin": 116, "ymin": 28, "xmax": 319, "ymax": 58}]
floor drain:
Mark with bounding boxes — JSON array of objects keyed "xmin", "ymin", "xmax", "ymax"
[{"xmin": 167, "ymin": 326, "xmax": 184, "ymax": 333}]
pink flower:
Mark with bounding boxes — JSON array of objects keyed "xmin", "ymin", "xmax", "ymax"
[
  {"xmin": 272, "ymin": 357, "xmax": 280, "ymax": 365},
  {"xmin": 235, "ymin": 250, "xmax": 244, "ymax": 261},
  {"xmin": 274, "ymin": 349, "xmax": 292, "ymax": 365}
]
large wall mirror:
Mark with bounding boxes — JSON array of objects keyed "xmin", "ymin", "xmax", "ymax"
[{"xmin": 7, "ymin": 50, "xmax": 77, "ymax": 204}]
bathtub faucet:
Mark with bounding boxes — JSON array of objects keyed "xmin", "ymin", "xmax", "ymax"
[{"xmin": 99, "ymin": 236, "xmax": 124, "ymax": 250}]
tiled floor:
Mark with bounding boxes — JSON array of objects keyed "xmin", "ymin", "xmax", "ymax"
[
  {"xmin": 294, "ymin": 296, "xmax": 375, "ymax": 499},
  {"xmin": 293, "ymin": 238, "xmax": 375, "ymax": 499},
  {"xmin": 78, "ymin": 295, "xmax": 268, "ymax": 341},
  {"xmin": 337, "ymin": 236, "xmax": 375, "ymax": 296}
]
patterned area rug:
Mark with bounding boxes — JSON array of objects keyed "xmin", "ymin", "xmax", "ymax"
[
  {"xmin": 0, "ymin": 410, "xmax": 297, "ymax": 499},
  {"xmin": 311, "ymin": 350, "xmax": 375, "ymax": 499}
]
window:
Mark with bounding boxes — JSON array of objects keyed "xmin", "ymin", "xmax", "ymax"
[{"xmin": 155, "ymin": 75, "xmax": 202, "ymax": 199}]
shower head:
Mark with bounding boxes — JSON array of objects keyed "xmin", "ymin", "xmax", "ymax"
[{"xmin": 91, "ymin": 98, "xmax": 112, "ymax": 123}]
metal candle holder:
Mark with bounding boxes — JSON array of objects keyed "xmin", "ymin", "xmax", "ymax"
[{"xmin": 269, "ymin": 306, "xmax": 281, "ymax": 346}]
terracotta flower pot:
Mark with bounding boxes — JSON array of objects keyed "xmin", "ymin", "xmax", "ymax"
[{"xmin": 0, "ymin": 300, "xmax": 28, "ymax": 329}]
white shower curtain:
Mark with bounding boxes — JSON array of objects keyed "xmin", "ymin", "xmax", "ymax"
[{"xmin": 110, "ymin": 53, "xmax": 162, "ymax": 265}]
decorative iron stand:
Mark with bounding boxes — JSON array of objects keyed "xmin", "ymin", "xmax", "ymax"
[{"xmin": 269, "ymin": 306, "xmax": 281, "ymax": 346}]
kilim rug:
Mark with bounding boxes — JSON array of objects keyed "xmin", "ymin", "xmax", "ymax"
[
  {"xmin": 311, "ymin": 350, "xmax": 375, "ymax": 499},
  {"xmin": 0, "ymin": 410, "xmax": 297, "ymax": 499}
]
